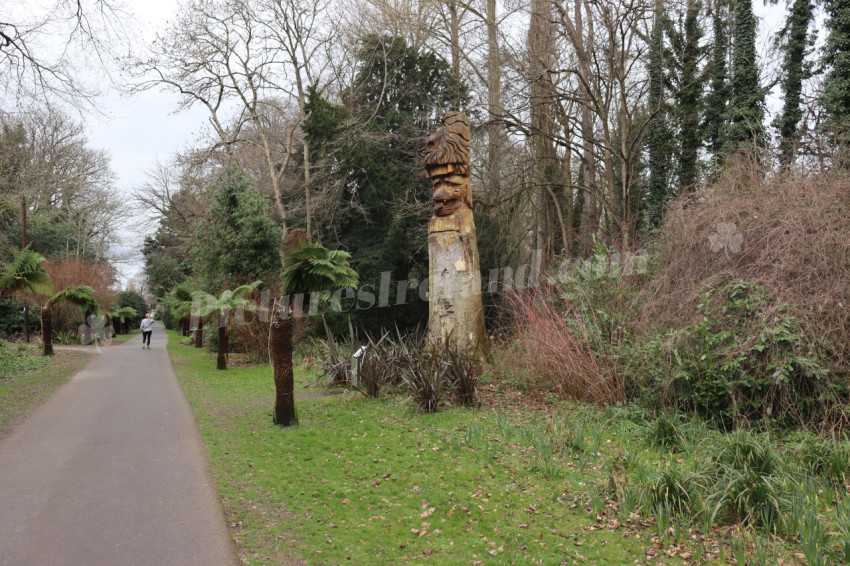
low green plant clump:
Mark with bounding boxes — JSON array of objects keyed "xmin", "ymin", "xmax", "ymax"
[
  {"xmin": 666, "ymin": 281, "xmax": 835, "ymax": 429},
  {"xmin": 617, "ymin": 413, "xmax": 850, "ymax": 563},
  {"xmin": 317, "ymin": 327, "xmax": 481, "ymax": 413},
  {"xmin": 0, "ymin": 341, "xmax": 52, "ymax": 377}
]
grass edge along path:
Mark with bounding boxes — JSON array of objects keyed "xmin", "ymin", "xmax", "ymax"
[
  {"xmin": 166, "ymin": 329, "xmax": 843, "ymax": 566},
  {"xmin": 0, "ymin": 346, "xmax": 93, "ymax": 440},
  {"xmin": 166, "ymin": 329, "xmax": 716, "ymax": 566}
]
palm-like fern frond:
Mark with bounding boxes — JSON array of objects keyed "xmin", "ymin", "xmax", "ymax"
[
  {"xmin": 281, "ymin": 243, "xmax": 358, "ymax": 296},
  {"xmin": 191, "ymin": 280, "xmax": 263, "ymax": 320},
  {"xmin": 115, "ymin": 306, "xmax": 138, "ymax": 322},
  {"xmin": 169, "ymin": 284, "xmax": 195, "ymax": 318},
  {"xmin": 45, "ymin": 285, "xmax": 98, "ymax": 312},
  {"xmin": 0, "ymin": 247, "xmax": 53, "ymax": 296}
]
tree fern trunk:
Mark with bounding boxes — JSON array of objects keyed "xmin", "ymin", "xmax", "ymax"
[
  {"xmin": 217, "ymin": 324, "xmax": 227, "ymax": 370},
  {"xmin": 270, "ymin": 312, "xmax": 296, "ymax": 426},
  {"xmin": 195, "ymin": 316, "xmax": 203, "ymax": 348},
  {"xmin": 42, "ymin": 308, "xmax": 53, "ymax": 356}
]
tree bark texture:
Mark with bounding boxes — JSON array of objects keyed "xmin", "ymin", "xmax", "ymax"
[
  {"xmin": 270, "ymin": 311, "xmax": 296, "ymax": 426},
  {"xmin": 195, "ymin": 316, "xmax": 203, "ymax": 348},
  {"xmin": 217, "ymin": 324, "xmax": 228, "ymax": 370},
  {"xmin": 427, "ymin": 214, "xmax": 488, "ymax": 356},
  {"xmin": 42, "ymin": 308, "xmax": 53, "ymax": 356}
]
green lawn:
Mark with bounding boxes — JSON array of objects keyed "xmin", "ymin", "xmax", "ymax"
[
  {"xmin": 0, "ymin": 342, "xmax": 92, "ymax": 439},
  {"xmin": 166, "ymin": 330, "xmax": 845, "ymax": 566}
]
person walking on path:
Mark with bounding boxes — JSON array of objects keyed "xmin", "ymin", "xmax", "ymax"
[
  {"xmin": 140, "ymin": 313, "xmax": 154, "ymax": 349},
  {"xmin": 0, "ymin": 313, "xmax": 237, "ymax": 565}
]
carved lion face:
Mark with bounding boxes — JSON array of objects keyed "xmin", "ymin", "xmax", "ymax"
[
  {"xmin": 424, "ymin": 112, "xmax": 471, "ymax": 175},
  {"xmin": 431, "ymin": 174, "xmax": 469, "ymax": 217}
]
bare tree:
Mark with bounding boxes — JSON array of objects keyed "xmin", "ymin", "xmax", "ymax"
[
  {"xmin": 132, "ymin": 0, "xmax": 335, "ymax": 242},
  {"xmin": 1, "ymin": 0, "xmax": 128, "ymax": 109}
]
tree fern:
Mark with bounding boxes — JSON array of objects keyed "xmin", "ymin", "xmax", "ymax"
[{"xmin": 0, "ymin": 247, "xmax": 53, "ymax": 296}]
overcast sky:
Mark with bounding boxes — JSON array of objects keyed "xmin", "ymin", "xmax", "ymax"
[{"xmin": 79, "ymin": 0, "xmax": 207, "ymax": 286}]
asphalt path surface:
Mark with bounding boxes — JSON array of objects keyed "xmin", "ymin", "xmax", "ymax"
[{"xmin": 0, "ymin": 324, "xmax": 237, "ymax": 565}]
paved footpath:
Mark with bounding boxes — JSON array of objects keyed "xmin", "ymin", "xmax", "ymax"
[{"xmin": 0, "ymin": 325, "xmax": 237, "ymax": 565}]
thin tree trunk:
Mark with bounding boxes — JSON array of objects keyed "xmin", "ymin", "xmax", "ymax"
[
  {"xmin": 104, "ymin": 314, "xmax": 112, "ymax": 340},
  {"xmin": 270, "ymin": 310, "xmax": 296, "ymax": 426},
  {"xmin": 23, "ymin": 303, "xmax": 29, "ymax": 343},
  {"xmin": 195, "ymin": 316, "xmax": 204, "ymax": 348},
  {"xmin": 22, "ymin": 195, "xmax": 29, "ymax": 343},
  {"xmin": 42, "ymin": 308, "xmax": 53, "ymax": 356},
  {"xmin": 217, "ymin": 324, "xmax": 228, "ymax": 370}
]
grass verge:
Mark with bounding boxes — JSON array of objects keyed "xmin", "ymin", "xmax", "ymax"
[
  {"xmin": 167, "ymin": 330, "xmax": 845, "ymax": 565},
  {"xmin": 0, "ymin": 342, "xmax": 92, "ymax": 439}
]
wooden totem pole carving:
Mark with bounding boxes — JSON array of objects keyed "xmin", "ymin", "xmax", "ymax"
[{"xmin": 424, "ymin": 112, "xmax": 487, "ymax": 355}]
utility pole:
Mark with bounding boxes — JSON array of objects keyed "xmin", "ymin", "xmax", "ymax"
[{"xmin": 22, "ymin": 195, "xmax": 30, "ymax": 342}]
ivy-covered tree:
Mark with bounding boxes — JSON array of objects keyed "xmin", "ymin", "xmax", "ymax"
[
  {"xmin": 725, "ymin": 0, "xmax": 765, "ymax": 149},
  {"xmin": 645, "ymin": 0, "xmax": 673, "ymax": 226},
  {"xmin": 668, "ymin": 0, "xmax": 708, "ymax": 189},
  {"xmin": 703, "ymin": 0, "xmax": 731, "ymax": 158},
  {"xmin": 774, "ymin": 0, "xmax": 813, "ymax": 164},
  {"xmin": 822, "ymin": 0, "xmax": 850, "ymax": 146}
]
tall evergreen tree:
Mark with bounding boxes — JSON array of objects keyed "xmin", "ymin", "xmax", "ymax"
[
  {"xmin": 194, "ymin": 168, "xmax": 282, "ymax": 288},
  {"xmin": 703, "ymin": 0, "xmax": 731, "ymax": 158},
  {"xmin": 305, "ymin": 36, "xmax": 467, "ymax": 333},
  {"xmin": 646, "ymin": 0, "xmax": 673, "ymax": 226},
  {"xmin": 726, "ymin": 0, "xmax": 765, "ymax": 149},
  {"xmin": 822, "ymin": 0, "xmax": 850, "ymax": 146},
  {"xmin": 775, "ymin": 0, "xmax": 814, "ymax": 163},
  {"xmin": 668, "ymin": 0, "xmax": 708, "ymax": 190}
]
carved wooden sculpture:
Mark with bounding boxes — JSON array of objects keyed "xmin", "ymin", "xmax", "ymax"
[{"xmin": 425, "ymin": 112, "xmax": 487, "ymax": 355}]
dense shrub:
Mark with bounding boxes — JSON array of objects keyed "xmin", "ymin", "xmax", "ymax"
[
  {"xmin": 650, "ymin": 166, "xmax": 850, "ymax": 387},
  {"xmin": 667, "ymin": 280, "xmax": 832, "ymax": 429}
]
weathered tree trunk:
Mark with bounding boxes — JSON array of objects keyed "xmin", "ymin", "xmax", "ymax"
[
  {"xmin": 217, "ymin": 323, "xmax": 228, "ymax": 370},
  {"xmin": 195, "ymin": 316, "xmax": 203, "ymax": 348},
  {"xmin": 42, "ymin": 308, "xmax": 53, "ymax": 356},
  {"xmin": 424, "ymin": 113, "xmax": 488, "ymax": 357},
  {"xmin": 103, "ymin": 314, "xmax": 112, "ymax": 341},
  {"xmin": 427, "ymin": 220, "xmax": 488, "ymax": 355},
  {"xmin": 270, "ymin": 311, "xmax": 296, "ymax": 426}
]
